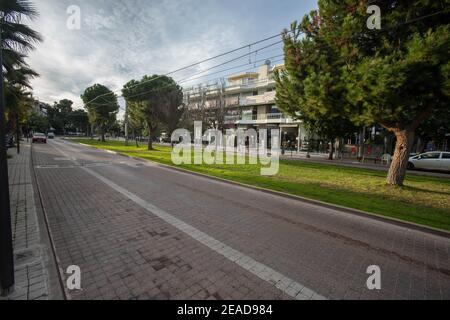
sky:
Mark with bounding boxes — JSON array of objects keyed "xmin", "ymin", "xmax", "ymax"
[{"xmin": 26, "ymin": 0, "xmax": 318, "ymax": 114}]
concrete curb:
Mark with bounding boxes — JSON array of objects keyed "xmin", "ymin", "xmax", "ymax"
[
  {"xmin": 30, "ymin": 144, "xmax": 70, "ymax": 300},
  {"xmin": 72, "ymin": 140, "xmax": 450, "ymax": 239}
]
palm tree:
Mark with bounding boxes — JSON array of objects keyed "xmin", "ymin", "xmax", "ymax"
[
  {"xmin": 1, "ymin": 0, "xmax": 42, "ymax": 52},
  {"xmin": 1, "ymin": 0, "xmax": 41, "ymax": 153},
  {"xmin": 1, "ymin": 0, "xmax": 42, "ymax": 77}
]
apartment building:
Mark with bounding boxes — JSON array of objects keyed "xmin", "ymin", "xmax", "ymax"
[
  {"xmin": 32, "ymin": 101, "xmax": 48, "ymax": 117},
  {"xmin": 183, "ymin": 61, "xmax": 307, "ymax": 150}
]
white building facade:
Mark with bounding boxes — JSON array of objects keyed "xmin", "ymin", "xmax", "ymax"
[{"xmin": 183, "ymin": 61, "xmax": 308, "ymax": 151}]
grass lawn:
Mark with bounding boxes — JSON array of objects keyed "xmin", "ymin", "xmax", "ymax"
[{"xmin": 72, "ymin": 138, "xmax": 450, "ymax": 231}]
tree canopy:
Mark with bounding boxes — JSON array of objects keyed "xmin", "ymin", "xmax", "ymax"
[
  {"xmin": 276, "ymin": 0, "xmax": 450, "ymax": 185},
  {"xmin": 122, "ymin": 75, "xmax": 182, "ymax": 150},
  {"xmin": 81, "ymin": 84, "xmax": 119, "ymax": 142}
]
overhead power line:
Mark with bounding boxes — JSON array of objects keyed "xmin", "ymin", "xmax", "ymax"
[
  {"xmin": 178, "ymin": 54, "xmax": 284, "ymax": 85},
  {"xmin": 84, "ymin": 8, "xmax": 449, "ymax": 107},
  {"xmin": 92, "ymin": 58, "xmax": 285, "ymax": 110},
  {"xmin": 84, "ymin": 31, "xmax": 294, "ymax": 105}
]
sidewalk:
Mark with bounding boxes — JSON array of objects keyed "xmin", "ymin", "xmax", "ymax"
[{"xmin": 1, "ymin": 142, "xmax": 62, "ymax": 300}]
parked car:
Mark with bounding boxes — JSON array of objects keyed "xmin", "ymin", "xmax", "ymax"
[
  {"xmin": 47, "ymin": 132, "xmax": 55, "ymax": 139},
  {"xmin": 32, "ymin": 133, "xmax": 47, "ymax": 144},
  {"xmin": 408, "ymin": 152, "xmax": 450, "ymax": 171}
]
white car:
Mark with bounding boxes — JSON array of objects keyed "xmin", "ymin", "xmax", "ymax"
[
  {"xmin": 47, "ymin": 132, "xmax": 55, "ymax": 139},
  {"xmin": 408, "ymin": 152, "xmax": 450, "ymax": 171}
]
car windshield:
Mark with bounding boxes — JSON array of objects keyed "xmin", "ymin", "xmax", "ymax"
[
  {"xmin": 420, "ymin": 153, "xmax": 441, "ymax": 159},
  {"xmin": 34, "ymin": 133, "xmax": 45, "ymax": 137}
]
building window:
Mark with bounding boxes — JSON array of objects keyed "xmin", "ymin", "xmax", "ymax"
[{"xmin": 270, "ymin": 106, "xmax": 280, "ymax": 114}]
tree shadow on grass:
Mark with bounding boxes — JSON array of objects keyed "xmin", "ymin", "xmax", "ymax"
[
  {"xmin": 401, "ymin": 184, "xmax": 450, "ymax": 196},
  {"xmin": 249, "ymin": 179, "xmax": 450, "ymax": 231}
]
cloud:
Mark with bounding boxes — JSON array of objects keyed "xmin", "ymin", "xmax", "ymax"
[{"xmin": 25, "ymin": 0, "xmax": 317, "ymax": 114}]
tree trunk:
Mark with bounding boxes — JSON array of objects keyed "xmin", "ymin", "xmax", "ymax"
[
  {"xmin": 386, "ymin": 129, "xmax": 415, "ymax": 186},
  {"xmin": 147, "ymin": 128, "xmax": 153, "ymax": 151},
  {"xmin": 146, "ymin": 120, "xmax": 154, "ymax": 151},
  {"xmin": 415, "ymin": 137, "xmax": 425, "ymax": 154},
  {"xmin": 328, "ymin": 139, "xmax": 335, "ymax": 160},
  {"xmin": 357, "ymin": 127, "xmax": 366, "ymax": 162},
  {"xmin": 101, "ymin": 126, "xmax": 105, "ymax": 142},
  {"xmin": 147, "ymin": 136, "xmax": 153, "ymax": 150},
  {"xmin": 16, "ymin": 114, "xmax": 20, "ymax": 155}
]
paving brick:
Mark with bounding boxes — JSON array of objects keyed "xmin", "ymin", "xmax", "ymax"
[{"xmin": 26, "ymin": 139, "xmax": 450, "ymax": 301}]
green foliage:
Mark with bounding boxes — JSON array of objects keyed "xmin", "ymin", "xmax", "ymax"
[
  {"xmin": 81, "ymin": 84, "xmax": 119, "ymax": 141},
  {"xmin": 46, "ymin": 100, "xmax": 90, "ymax": 134},
  {"xmin": 67, "ymin": 109, "xmax": 89, "ymax": 133},
  {"xmin": 277, "ymin": 0, "xmax": 450, "ymax": 184},
  {"xmin": 122, "ymin": 75, "xmax": 182, "ymax": 148},
  {"xmin": 275, "ymin": 16, "xmax": 356, "ymax": 153},
  {"xmin": 345, "ymin": 25, "xmax": 450, "ymax": 129},
  {"xmin": 1, "ymin": 0, "xmax": 41, "ymax": 135},
  {"xmin": 28, "ymin": 112, "xmax": 49, "ymax": 132},
  {"xmin": 47, "ymin": 99, "xmax": 73, "ymax": 134}
]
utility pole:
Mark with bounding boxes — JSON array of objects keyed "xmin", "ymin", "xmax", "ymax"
[
  {"xmin": 16, "ymin": 114, "xmax": 20, "ymax": 154},
  {"xmin": 0, "ymin": 19, "xmax": 15, "ymax": 295},
  {"xmin": 124, "ymin": 103, "xmax": 129, "ymax": 146}
]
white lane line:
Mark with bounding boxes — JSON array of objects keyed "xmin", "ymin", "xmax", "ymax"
[
  {"xmin": 50, "ymin": 139, "xmax": 327, "ymax": 300},
  {"xmin": 82, "ymin": 167, "xmax": 326, "ymax": 300}
]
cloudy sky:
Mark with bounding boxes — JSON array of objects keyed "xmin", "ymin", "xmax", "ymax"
[{"xmin": 27, "ymin": 0, "xmax": 317, "ymax": 111}]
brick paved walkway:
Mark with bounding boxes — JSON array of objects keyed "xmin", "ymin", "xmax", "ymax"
[
  {"xmin": 33, "ymin": 160, "xmax": 291, "ymax": 300},
  {"xmin": 1, "ymin": 143, "xmax": 62, "ymax": 300}
]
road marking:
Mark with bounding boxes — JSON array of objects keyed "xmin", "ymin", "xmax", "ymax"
[
  {"xmin": 49, "ymin": 139, "xmax": 327, "ymax": 300},
  {"xmin": 83, "ymin": 166, "xmax": 326, "ymax": 300},
  {"xmin": 54, "ymin": 157, "xmax": 76, "ymax": 161}
]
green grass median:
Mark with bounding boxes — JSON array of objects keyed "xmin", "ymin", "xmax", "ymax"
[{"xmin": 72, "ymin": 138, "xmax": 450, "ymax": 232}]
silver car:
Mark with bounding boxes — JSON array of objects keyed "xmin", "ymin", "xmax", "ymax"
[{"xmin": 408, "ymin": 152, "xmax": 450, "ymax": 171}]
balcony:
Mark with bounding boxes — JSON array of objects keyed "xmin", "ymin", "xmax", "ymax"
[
  {"xmin": 241, "ymin": 113, "xmax": 284, "ymax": 123},
  {"xmin": 224, "ymin": 113, "xmax": 299, "ymax": 125},
  {"xmin": 224, "ymin": 115, "xmax": 241, "ymax": 124},
  {"xmin": 225, "ymin": 78, "xmax": 275, "ymax": 93},
  {"xmin": 239, "ymin": 91, "xmax": 276, "ymax": 106},
  {"xmin": 225, "ymin": 97, "xmax": 240, "ymax": 107}
]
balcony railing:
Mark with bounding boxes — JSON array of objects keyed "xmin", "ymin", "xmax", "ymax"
[
  {"xmin": 239, "ymin": 91, "xmax": 276, "ymax": 106},
  {"xmin": 225, "ymin": 78, "xmax": 275, "ymax": 92},
  {"xmin": 225, "ymin": 113, "xmax": 294, "ymax": 125},
  {"xmin": 224, "ymin": 115, "xmax": 241, "ymax": 124}
]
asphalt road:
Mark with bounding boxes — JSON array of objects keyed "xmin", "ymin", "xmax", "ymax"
[{"xmin": 31, "ymin": 138, "xmax": 450, "ymax": 300}]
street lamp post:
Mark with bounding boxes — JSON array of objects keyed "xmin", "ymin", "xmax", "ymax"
[{"xmin": 0, "ymin": 19, "xmax": 15, "ymax": 295}]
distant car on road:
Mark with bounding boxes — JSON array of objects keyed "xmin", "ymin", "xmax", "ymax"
[
  {"xmin": 47, "ymin": 132, "xmax": 55, "ymax": 139},
  {"xmin": 32, "ymin": 133, "xmax": 47, "ymax": 144},
  {"xmin": 408, "ymin": 152, "xmax": 450, "ymax": 172}
]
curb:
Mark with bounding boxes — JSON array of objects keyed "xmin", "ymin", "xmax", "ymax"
[
  {"xmin": 72, "ymin": 140, "xmax": 450, "ymax": 239},
  {"xmin": 30, "ymin": 144, "xmax": 70, "ymax": 300}
]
